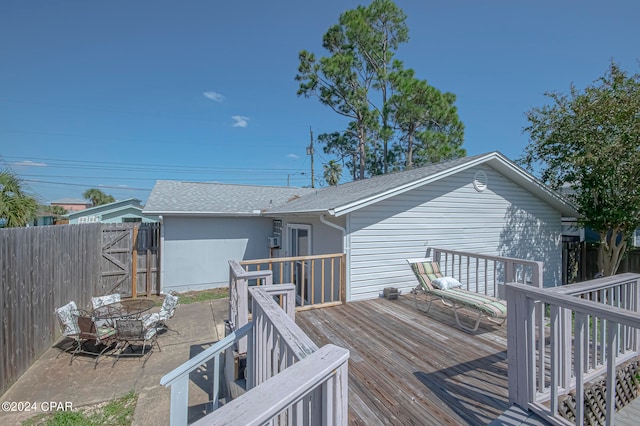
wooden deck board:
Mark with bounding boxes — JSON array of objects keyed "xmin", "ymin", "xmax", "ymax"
[{"xmin": 296, "ymin": 295, "xmax": 511, "ymax": 425}]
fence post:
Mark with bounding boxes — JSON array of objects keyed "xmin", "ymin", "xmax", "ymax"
[{"xmin": 131, "ymin": 225, "xmax": 138, "ymax": 298}]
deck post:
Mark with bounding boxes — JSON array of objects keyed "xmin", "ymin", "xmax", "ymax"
[
  {"xmin": 506, "ymin": 282, "xmax": 530, "ymax": 408},
  {"xmin": 169, "ymin": 375, "xmax": 189, "ymax": 426}
]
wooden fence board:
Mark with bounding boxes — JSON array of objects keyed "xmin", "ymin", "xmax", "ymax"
[{"xmin": 0, "ymin": 222, "xmax": 160, "ymax": 396}]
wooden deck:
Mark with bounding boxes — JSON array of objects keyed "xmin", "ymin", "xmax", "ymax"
[{"xmin": 296, "ymin": 294, "xmax": 511, "ymax": 426}]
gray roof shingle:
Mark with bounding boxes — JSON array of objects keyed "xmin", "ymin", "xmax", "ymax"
[
  {"xmin": 267, "ymin": 153, "xmax": 491, "ymax": 214},
  {"xmin": 143, "ymin": 181, "xmax": 317, "ymax": 214}
]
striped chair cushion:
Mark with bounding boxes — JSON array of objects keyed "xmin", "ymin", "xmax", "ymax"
[
  {"xmin": 430, "ymin": 288, "xmax": 507, "ymax": 318},
  {"xmin": 410, "ymin": 261, "xmax": 443, "ymax": 291}
]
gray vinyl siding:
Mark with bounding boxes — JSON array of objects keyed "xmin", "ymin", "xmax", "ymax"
[{"xmin": 347, "ymin": 165, "xmax": 562, "ymax": 301}]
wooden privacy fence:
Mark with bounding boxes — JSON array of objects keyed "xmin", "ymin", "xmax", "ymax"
[{"xmin": 0, "ymin": 222, "xmax": 160, "ymax": 396}]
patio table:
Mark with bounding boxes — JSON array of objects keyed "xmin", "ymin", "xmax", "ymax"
[{"xmin": 92, "ymin": 298, "xmax": 155, "ymax": 323}]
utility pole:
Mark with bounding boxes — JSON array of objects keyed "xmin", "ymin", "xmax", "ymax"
[{"xmin": 306, "ymin": 127, "xmax": 315, "ymax": 188}]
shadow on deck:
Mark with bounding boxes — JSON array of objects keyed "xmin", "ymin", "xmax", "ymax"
[{"xmin": 296, "ymin": 294, "xmax": 511, "ymax": 425}]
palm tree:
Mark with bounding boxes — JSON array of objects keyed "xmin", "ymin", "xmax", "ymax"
[
  {"xmin": 83, "ymin": 188, "xmax": 115, "ymax": 206},
  {"xmin": 43, "ymin": 204, "xmax": 68, "ymax": 222},
  {"xmin": 0, "ymin": 170, "xmax": 38, "ymax": 227},
  {"xmin": 323, "ymin": 160, "xmax": 343, "ymax": 186}
]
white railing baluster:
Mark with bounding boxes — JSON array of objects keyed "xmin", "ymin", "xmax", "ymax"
[
  {"xmin": 574, "ymin": 312, "xmax": 586, "ymax": 426},
  {"xmin": 213, "ymin": 354, "xmax": 220, "ymax": 410},
  {"xmin": 527, "ymin": 299, "xmax": 537, "ymax": 400},
  {"xmin": 431, "ymin": 247, "xmax": 544, "ymax": 299},
  {"xmin": 606, "ymin": 320, "xmax": 618, "ymax": 426},
  {"xmin": 536, "ymin": 301, "xmax": 545, "ymax": 394},
  {"xmin": 550, "ymin": 305, "xmax": 560, "ymax": 416}
]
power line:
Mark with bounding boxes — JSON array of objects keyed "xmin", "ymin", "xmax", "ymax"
[
  {"xmin": 0, "ymin": 128, "xmax": 302, "ymax": 149},
  {"xmin": 2, "ymin": 155, "xmax": 303, "ymax": 175},
  {"xmin": 22, "ymin": 179, "xmax": 152, "ymax": 191}
]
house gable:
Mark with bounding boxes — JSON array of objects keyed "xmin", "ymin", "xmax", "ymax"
[{"xmin": 346, "ymin": 164, "xmax": 563, "ymax": 301}]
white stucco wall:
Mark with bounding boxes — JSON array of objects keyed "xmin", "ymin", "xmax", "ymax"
[
  {"xmin": 346, "ymin": 165, "xmax": 563, "ymax": 301},
  {"xmin": 161, "ymin": 216, "xmax": 273, "ymax": 292}
]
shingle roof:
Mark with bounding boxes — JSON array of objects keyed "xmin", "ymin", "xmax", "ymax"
[
  {"xmin": 143, "ymin": 181, "xmax": 317, "ymax": 215},
  {"xmin": 267, "ymin": 153, "xmax": 490, "ymax": 215},
  {"xmin": 66, "ymin": 198, "xmax": 142, "ymax": 218},
  {"xmin": 143, "ymin": 153, "xmax": 578, "ymax": 217}
]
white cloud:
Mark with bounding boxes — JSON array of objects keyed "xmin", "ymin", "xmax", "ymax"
[
  {"xmin": 232, "ymin": 115, "xmax": 249, "ymax": 128},
  {"xmin": 287, "ymin": 154, "xmax": 299, "ymax": 159},
  {"xmin": 13, "ymin": 160, "xmax": 47, "ymax": 167},
  {"xmin": 203, "ymin": 91, "xmax": 225, "ymax": 102}
]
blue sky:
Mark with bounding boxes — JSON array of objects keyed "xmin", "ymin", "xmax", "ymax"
[{"xmin": 1, "ymin": 1, "xmax": 638, "ymax": 204}]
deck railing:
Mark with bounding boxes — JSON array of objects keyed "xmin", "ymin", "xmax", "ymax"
[
  {"xmin": 506, "ymin": 273, "xmax": 640, "ymax": 426},
  {"xmin": 431, "ymin": 247, "xmax": 544, "ymax": 297},
  {"xmin": 240, "ymin": 253, "xmax": 346, "ymax": 309},
  {"xmin": 228, "ymin": 260, "xmax": 275, "ymax": 354},
  {"xmin": 160, "ymin": 282, "xmax": 349, "ymax": 426}
]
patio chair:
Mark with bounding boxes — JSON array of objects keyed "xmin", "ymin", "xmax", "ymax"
[
  {"xmin": 142, "ymin": 293, "xmax": 179, "ymax": 334},
  {"xmin": 91, "ymin": 293, "xmax": 121, "ymax": 310},
  {"xmin": 70, "ymin": 310, "xmax": 117, "ymax": 367},
  {"xmin": 55, "ymin": 301, "xmax": 81, "ymax": 356},
  {"xmin": 112, "ymin": 318, "xmax": 160, "ymax": 366},
  {"xmin": 407, "ymin": 258, "xmax": 507, "ymax": 333}
]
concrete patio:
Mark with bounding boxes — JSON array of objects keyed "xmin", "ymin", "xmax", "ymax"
[{"xmin": 0, "ymin": 298, "xmax": 228, "ymax": 425}]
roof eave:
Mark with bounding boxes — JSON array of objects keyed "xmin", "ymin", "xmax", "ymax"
[
  {"xmin": 262, "ymin": 209, "xmax": 331, "ymax": 217},
  {"xmin": 141, "ymin": 211, "xmax": 263, "ymax": 217}
]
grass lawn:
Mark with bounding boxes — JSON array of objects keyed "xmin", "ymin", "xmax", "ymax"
[
  {"xmin": 149, "ymin": 287, "xmax": 229, "ymax": 307},
  {"xmin": 22, "ymin": 391, "xmax": 137, "ymax": 426}
]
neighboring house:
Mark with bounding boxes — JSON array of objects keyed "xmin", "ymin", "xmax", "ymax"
[
  {"xmin": 31, "ymin": 213, "xmax": 55, "ymax": 226},
  {"xmin": 67, "ymin": 198, "xmax": 158, "ymax": 224},
  {"xmin": 50, "ymin": 198, "xmax": 92, "ymax": 212},
  {"xmin": 144, "ymin": 151, "xmax": 578, "ymax": 300}
]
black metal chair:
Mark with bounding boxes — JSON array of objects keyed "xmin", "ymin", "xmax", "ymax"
[
  {"xmin": 70, "ymin": 310, "xmax": 117, "ymax": 368},
  {"xmin": 112, "ymin": 318, "xmax": 160, "ymax": 367}
]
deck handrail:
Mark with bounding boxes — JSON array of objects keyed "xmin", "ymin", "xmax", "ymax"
[
  {"xmin": 159, "ymin": 322, "xmax": 253, "ymax": 424},
  {"xmin": 162, "ymin": 275, "xmax": 349, "ymax": 426},
  {"xmin": 431, "ymin": 247, "xmax": 544, "ymax": 298},
  {"xmin": 193, "ymin": 344, "xmax": 349, "ymax": 426},
  {"xmin": 246, "ymin": 286, "xmax": 319, "ymax": 388},
  {"xmin": 240, "ymin": 252, "xmax": 346, "ymax": 309},
  {"xmin": 506, "ymin": 275, "xmax": 640, "ymax": 426},
  {"xmin": 229, "ymin": 260, "xmax": 274, "ymax": 354}
]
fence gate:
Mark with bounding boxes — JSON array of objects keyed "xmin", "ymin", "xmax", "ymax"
[
  {"xmin": 100, "ymin": 223, "xmax": 161, "ymax": 297},
  {"xmin": 101, "ymin": 224, "xmax": 134, "ymax": 296}
]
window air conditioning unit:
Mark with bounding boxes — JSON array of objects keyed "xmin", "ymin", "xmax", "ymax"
[{"xmin": 268, "ymin": 236, "xmax": 280, "ymax": 248}]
